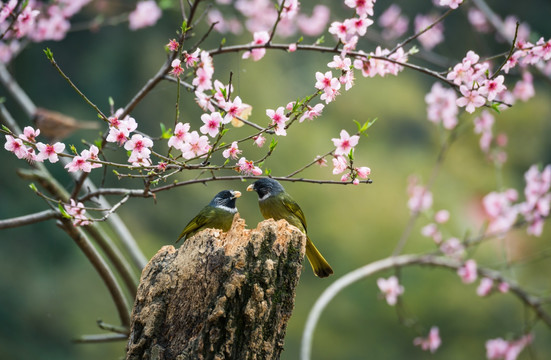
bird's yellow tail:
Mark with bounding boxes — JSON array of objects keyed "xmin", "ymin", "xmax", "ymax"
[{"xmin": 305, "ymin": 237, "xmax": 333, "ymax": 278}]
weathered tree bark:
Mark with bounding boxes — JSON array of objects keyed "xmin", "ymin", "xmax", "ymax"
[{"xmin": 126, "ymin": 215, "xmax": 306, "ymax": 360}]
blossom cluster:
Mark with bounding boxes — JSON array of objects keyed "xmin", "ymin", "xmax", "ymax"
[
  {"xmin": 104, "ymin": 109, "xmax": 154, "ymax": 167},
  {"xmin": 486, "ymin": 334, "xmax": 533, "ymax": 360},
  {"xmin": 377, "ymin": 275, "xmax": 442, "ymax": 354},
  {"xmin": 317, "ymin": 47, "xmax": 408, "ymax": 106},
  {"xmin": 331, "ymin": 130, "xmax": 371, "ymax": 184},
  {"xmin": 63, "ymin": 199, "xmax": 90, "ymax": 227},
  {"xmin": 483, "ymin": 165, "xmax": 551, "ymax": 237},
  {"xmin": 376, "ymin": 275, "xmax": 404, "ymax": 306},
  {"xmin": 0, "ymin": 0, "xmax": 163, "ymax": 63},
  {"xmin": 413, "ymin": 327, "xmax": 442, "ymax": 353},
  {"xmin": 210, "ymin": 0, "xmax": 330, "ymax": 39},
  {"xmin": 4, "ymin": 126, "xmax": 65, "ymax": 164}
]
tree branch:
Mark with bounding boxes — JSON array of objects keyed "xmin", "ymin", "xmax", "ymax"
[
  {"xmin": 79, "ymin": 175, "xmax": 373, "ymax": 201},
  {"xmin": 0, "ymin": 209, "xmax": 58, "ymax": 229},
  {"xmin": 301, "ymin": 254, "xmax": 551, "ymax": 360},
  {"xmin": 59, "ymin": 218, "xmax": 131, "ymax": 329}
]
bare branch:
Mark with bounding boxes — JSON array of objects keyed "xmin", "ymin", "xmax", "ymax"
[
  {"xmin": 73, "ymin": 333, "xmax": 128, "ymax": 343},
  {"xmin": 79, "ymin": 175, "xmax": 373, "ymax": 201},
  {"xmin": 58, "ymin": 218, "xmax": 131, "ymax": 328},
  {"xmin": 0, "ymin": 210, "xmax": 58, "ymax": 230},
  {"xmin": 0, "ymin": 64, "xmax": 37, "ymax": 117},
  {"xmin": 83, "ymin": 223, "xmax": 139, "ymax": 297},
  {"xmin": 208, "ymin": 43, "xmax": 454, "ymax": 86}
]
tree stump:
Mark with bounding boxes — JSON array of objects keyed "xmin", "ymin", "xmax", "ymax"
[{"xmin": 126, "ymin": 215, "xmax": 306, "ymax": 360}]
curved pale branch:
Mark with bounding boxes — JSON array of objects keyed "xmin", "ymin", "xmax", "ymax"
[{"xmin": 301, "ymin": 254, "xmax": 551, "ymax": 360}]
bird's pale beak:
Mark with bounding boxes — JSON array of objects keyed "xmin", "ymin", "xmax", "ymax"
[
  {"xmin": 246, "ymin": 184, "xmax": 254, "ymax": 192},
  {"xmin": 233, "ymin": 191, "xmax": 242, "ymax": 198}
]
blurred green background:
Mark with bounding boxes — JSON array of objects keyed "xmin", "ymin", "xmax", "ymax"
[{"xmin": 1, "ymin": 0, "xmax": 551, "ymax": 359}]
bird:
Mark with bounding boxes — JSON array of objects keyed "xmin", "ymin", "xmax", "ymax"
[
  {"xmin": 176, "ymin": 190, "xmax": 242, "ymax": 243},
  {"xmin": 247, "ymin": 178, "xmax": 333, "ymax": 278},
  {"xmin": 33, "ymin": 107, "xmax": 100, "ymax": 141}
]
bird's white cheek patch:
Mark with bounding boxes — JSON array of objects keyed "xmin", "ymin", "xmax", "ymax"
[{"xmin": 259, "ymin": 192, "xmax": 271, "ymax": 201}]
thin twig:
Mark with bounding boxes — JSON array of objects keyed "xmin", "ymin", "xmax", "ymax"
[
  {"xmin": 287, "ymin": 150, "xmax": 334, "ymax": 178},
  {"xmin": 46, "ymin": 54, "xmax": 108, "ymax": 121},
  {"xmin": 392, "ymin": 130, "xmax": 455, "ymax": 256},
  {"xmin": 267, "ymin": 0, "xmax": 286, "ymax": 44},
  {"xmin": 169, "ymin": 76, "xmax": 269, "ymax": 131},
  {"xmin": 73, "ymin": 333, "xmax": 128, "ymax": 343},
  {"xmin": 492, "ymin": 22, "xmax": 520, "ymax": 79},
  {"xmin": 389, "ymin": 7, "xmax": 457, "ymax": 56},
  {"xmin": 97, "ymin": 320, "xmax": 129, "ymax": 334},
  {"xmin": 0, "ymin": 0, "xmax": 24, "ymax": 41}
]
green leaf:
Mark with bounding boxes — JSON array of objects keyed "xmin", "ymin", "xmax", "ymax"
[
  {"xmin": 43, "ymin": 48, "xmax": 53, "ymax": 61},
  {"xmin": 292, "ymin": 98, "xmax": 302, "ymax": 112},
  {"xmin": 58, "ymin": 203, "xmax": 72, "ymax": 219},
  {"xmin": 491, "ymin": 103, "xmax": 501, "ymax": 114},
  {"xmin": 94, "ymin": 139, "xmax": 103, "ymax": 149},
  {"xmin": 353, "ymin": 119, "xmax": 362, "ymax": 133},
  {"xmin": 359, "ymin": 118, "xmax": 378, "ymax": 136},
  {"xmin": 348, "ymin": 148, "xmax": 354, "ymax": 161},
  {"xmin": 160, "ymin": 122, "xmax": 172, "ymax": 139},
  {"xmin": 265, "ymin": 168, "xmax": 272, "ymax": 176},
  {"xmin": 29, "ymin": 183, "xmax": 38, "ymax": 192},
  {"xmin": 220, "ymin": 128, "xmax": 229, "ymax": 136},
  {"xmin": 70, "ymin": 144, "xmax": 77, "ymax": 155},
  {"xmin": 408, "ymin": 46, "xmax": 420, "ymax": 55},
  {"xmin": 365, "ymin": 117, "xmax": 378, "ymax": 129},
  {"xmin": 315, "ymin": 35, "xmax": 325, "ymax": 45},
  {"xmin": 220, "ymin": 38, "xmax": 226, "ymax": 46},
  {"xmin": 181, "ymin": 20, "xmax": 188, "ymax": 33},
  {"xmin": 269, "ymin": 138, "xmax": 278, "ymax": 151},
  {"xmin": 2, "ymin": 124, "xmax": 11, "ymax": 132},
  {"xmin": 108, "ymin": 97, "xmax": 114, "ymax": 107}
]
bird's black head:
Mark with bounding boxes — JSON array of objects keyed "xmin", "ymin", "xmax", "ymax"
[
  {"xmin": 246, "ymin": 178, "xmax": 285, "ymax": 199},
  {"xmin": 209, "ymin": 190, "xmax": 241, "ymax": 210}
]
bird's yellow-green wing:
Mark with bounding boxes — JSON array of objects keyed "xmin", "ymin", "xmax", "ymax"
[
  {"xmin": 176, "ymin": 212, "xmax": 209, "ymax": 243},
  {"xmin": 281, "ymin": 193, "xmax": 308, "ymax": 232}
]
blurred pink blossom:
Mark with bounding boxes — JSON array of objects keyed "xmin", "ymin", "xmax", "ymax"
[
  {"xmin": 414, "ymin": 327, "xmax": 441, "ymax": 353},
  {"xmin": 128, "ymin": 0, "xmax": 162, "ymax": 30}
]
